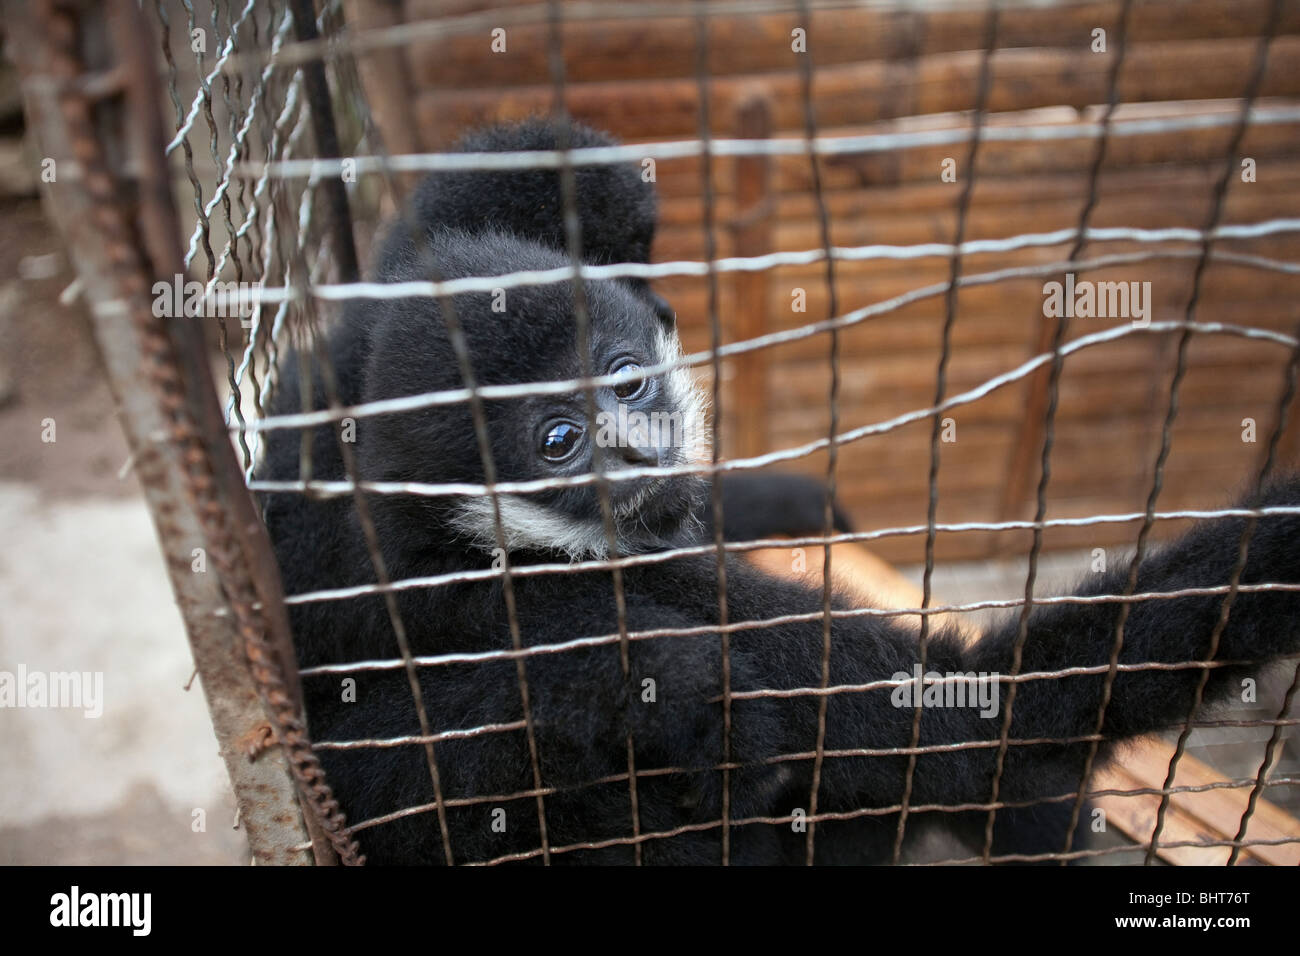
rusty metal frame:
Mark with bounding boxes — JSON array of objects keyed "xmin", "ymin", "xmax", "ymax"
[{"xmin": 5, "ymin": 0, "xmax": 358, "ymax": 865}]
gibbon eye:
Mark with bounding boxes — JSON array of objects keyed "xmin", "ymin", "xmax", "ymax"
[
  {"xmin": 541, "ymin": 422, "xmax": 583, "ymax": 461},
  {"xmin": 611, "ymin": 361, "xmax": 647, "ymax": 400}
]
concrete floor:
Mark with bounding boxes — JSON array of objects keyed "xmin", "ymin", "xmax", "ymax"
[{"xmin": 0, "ymin": 483, "xmax": 247, "ymax": 864}]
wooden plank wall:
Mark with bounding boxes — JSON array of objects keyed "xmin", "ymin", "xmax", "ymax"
[{"xmin": 345, "ymin": 0, "xmax": 1300, "ymax": 564}]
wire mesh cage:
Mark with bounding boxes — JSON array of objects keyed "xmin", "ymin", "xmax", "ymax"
[{"xmin": 11, "ymin": 0, "xmax": 1300, "ymax": 866}]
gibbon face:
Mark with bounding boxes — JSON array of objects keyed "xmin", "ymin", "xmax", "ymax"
[{"xmin": 357, "ymin": 228, "xmax": 707, "ymax": 560}]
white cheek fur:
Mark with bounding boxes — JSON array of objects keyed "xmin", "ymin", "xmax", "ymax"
[{"xmin": 651, "ymin": 323, "xmax": 710, "ymax": 467}]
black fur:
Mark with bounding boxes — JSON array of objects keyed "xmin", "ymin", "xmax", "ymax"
[
  {"xmin": 262, "ymin": 229, "xmax": 1300, "ymax": 865},
  {"xmin": 379, "ymin": 117, "xmax": 674, "ymax": 326},
  {"xmin": 707, "ymin": 471, "xmax": 854, "ymax": 541}
]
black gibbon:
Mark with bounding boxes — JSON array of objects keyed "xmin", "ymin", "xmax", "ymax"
[
  {"xmin": 260, "ymin": 226, "xmax": 1300, "ymax": 864},
  {"xmin": 265, "ymin": 117, "xmax": 849, "ymax": 562}
]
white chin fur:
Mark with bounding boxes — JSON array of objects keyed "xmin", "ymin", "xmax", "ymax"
[
  {"xmin": 446, "ymin": 480, "xmax": 705, "ymax": 561},
  {"xmin": 447, "ymin": 494, "xmax": 613, "ymax": 560}
]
